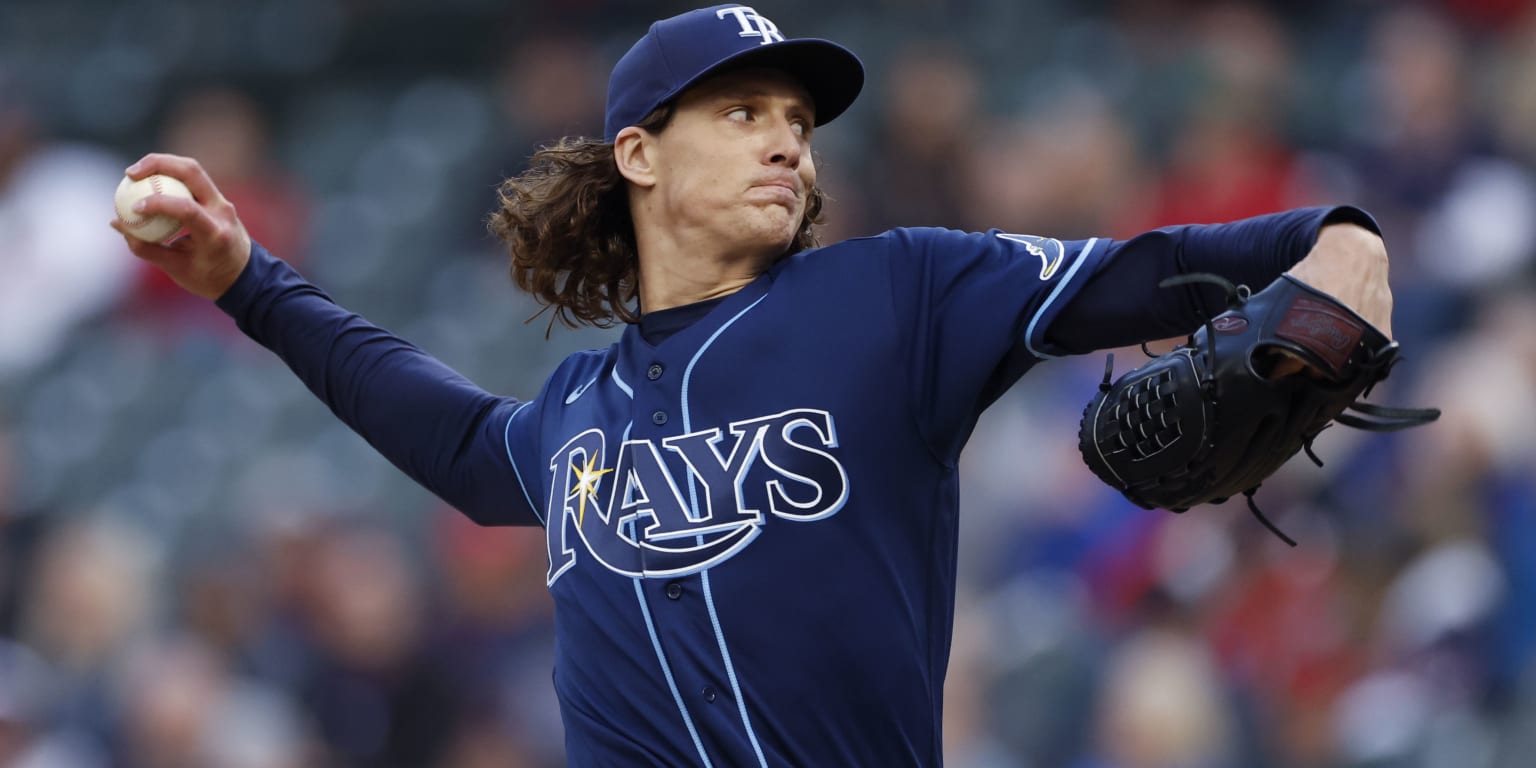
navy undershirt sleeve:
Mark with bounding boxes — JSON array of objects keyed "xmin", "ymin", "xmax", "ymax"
[
  {"xmin": 1046, "ymin": 206, "xmax": 1379, "ymax": 354},
  {"xmin": 216, "ymin": 243, "xmax": 540, "ymax": 526}
]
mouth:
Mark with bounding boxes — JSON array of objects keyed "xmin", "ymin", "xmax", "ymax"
[{"xmin": 751, "ymin": 179, "xmax": 802, "ymax": 205}]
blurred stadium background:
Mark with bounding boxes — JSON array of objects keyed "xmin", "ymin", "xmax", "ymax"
[{"xmin": 2, "ymin": 0, "xmax": 1535, "ymax": 765}]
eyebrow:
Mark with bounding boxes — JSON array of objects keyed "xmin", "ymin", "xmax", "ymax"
[{"xmin": 699, "ymin": 81, "xmax": 814, "ymax": 113}]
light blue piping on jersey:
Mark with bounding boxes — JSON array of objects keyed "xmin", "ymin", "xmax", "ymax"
[
  {"xmin": 681, "ymin": 295, "xmax": 771, "ymax": 768},
  {"xmin": 635, "ymin": 577, "xmax": 714, "ymax": 768},
  {"xmin": 606, "ymin": 386, "xmax": 712, "ymax": 764},
  {"xmin": 503, "ymin": 401, "xmax": 542, "ymax": 525},
  {"xmin": 612, "ymin": 364, "xmax": 634, "ymax": 398},
  {"xmin": 1025, "ymin": 236, "xmax": 1101, "ymax": 360},
  {"xmin": 698, "ymin": 570, "xmax": 763, "ymax": 765}
]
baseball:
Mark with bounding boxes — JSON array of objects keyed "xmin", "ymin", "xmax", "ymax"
[{"xmin": 114, "ymin": 174, "xmax": 193, "ymax": 244}]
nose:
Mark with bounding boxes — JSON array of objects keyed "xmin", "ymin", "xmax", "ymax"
[{"xmin": 765, "ymin": 117, "xmax": 802, "ymax": 170}]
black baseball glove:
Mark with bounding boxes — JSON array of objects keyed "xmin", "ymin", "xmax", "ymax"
[{"xmin": 1077, "ymin": 273, "xmax": 1439, "ymax": 544}]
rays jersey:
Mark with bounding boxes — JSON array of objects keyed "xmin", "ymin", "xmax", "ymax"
[{"xmin": 219, "ymin": 206, "xmax": 1375, "ymax": 766}]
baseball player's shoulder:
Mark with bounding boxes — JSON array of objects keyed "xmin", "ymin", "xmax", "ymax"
[
  {"xmin": 830, "ymin": 226, "xmax": 969, "ymax": 250},
  {"xmin": 853, "ymin": 226, "xmax": 1001, "ymax": 256},
  {"xmin": 779, "ymin": 227, "xmax": 965, "ymax": 271},
  {"xmin": 536, "ymin": 345, "xmax": 620, "ymax": 408},
  {"xmin": 550, "ymin": 345, "xmax": 614, "ymax": 376}
]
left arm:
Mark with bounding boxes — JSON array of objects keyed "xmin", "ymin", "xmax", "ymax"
[{"xmin": 1046, "ymin": 206, "xmax": 1391, "ymax": 354}]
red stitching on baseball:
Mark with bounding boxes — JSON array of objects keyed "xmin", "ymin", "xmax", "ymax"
[{"xmin": 117, "ymin": 188, "xmax": 139, "ymax": 225}]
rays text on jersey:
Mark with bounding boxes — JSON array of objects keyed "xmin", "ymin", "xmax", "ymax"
[{"xmin": 543, "ymin": 408, "xmax": 849, "ymax": 584}]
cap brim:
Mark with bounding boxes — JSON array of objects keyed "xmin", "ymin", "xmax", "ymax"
[{"xmin": 667, "ymin": 38, "xmax": 865, "ymax": 128}]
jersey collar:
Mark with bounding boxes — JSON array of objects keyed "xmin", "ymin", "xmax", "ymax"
[{"xmin": 620, "ymin": 269, "xmax": 774, "ymax": 360}]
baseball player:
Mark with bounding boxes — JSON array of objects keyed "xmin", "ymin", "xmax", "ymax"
[{"xmin": 115, "ymin": 5, "xmax": 1397, "ymax": 766}]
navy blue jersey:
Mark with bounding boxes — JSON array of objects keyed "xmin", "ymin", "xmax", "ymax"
[{"xmin": 218, "ymin": 207, "xmax": 1375, "ymax": 766}]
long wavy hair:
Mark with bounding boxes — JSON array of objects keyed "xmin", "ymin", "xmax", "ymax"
[{"xmin": 487, "ymin": 105, "xmax": 826, "ymax": 330}]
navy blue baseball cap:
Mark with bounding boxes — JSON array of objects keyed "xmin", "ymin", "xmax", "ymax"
[{"xmin": 603, "ymin": 4, "xmax": 864, "ymax": 141}]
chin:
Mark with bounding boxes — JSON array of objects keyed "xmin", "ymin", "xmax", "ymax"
[
  {"xmin": 767, "ymin": 226, "xmax": 801, "ymax": 257},
  {"xmin": 736, "ymin": 213, "xmax": 801, "ymax": 257}
]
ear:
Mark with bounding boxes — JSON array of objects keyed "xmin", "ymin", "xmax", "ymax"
[{"xmin": 613, "ymin": 126, "xmax": 657, "ymax": 188}]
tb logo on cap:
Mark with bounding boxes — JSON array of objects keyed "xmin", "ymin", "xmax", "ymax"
[{"xmin": 717, "ymin": 5, "xmax": 785, "ymax": 45}]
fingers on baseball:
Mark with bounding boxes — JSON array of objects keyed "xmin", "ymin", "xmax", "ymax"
[
  {"xmin": 128, "ymin": 191, "xmax": 199, "ymax": 222},
  {"xmin": 111, "ymin": 219, "xmax": 177, "ymax": 262},
  {"xmin": 126, "ymin": 153, "xmax": 225, "ymax": 205},
  {"xmin": 121, "ymin": 187, "xmax": 240, "ymax": 246},
  {"xmin": 112, "ymin": 203, "xmax": 231, "ymax": 257}
]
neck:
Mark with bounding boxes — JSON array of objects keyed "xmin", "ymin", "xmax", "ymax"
[{"xmin": 633, "ymin": 220, "xmax": 776, "ymax": 315}]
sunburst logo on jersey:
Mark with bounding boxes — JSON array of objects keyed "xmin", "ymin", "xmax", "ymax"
[{"xmin": 569, "ymin": 453, "xmax": 614, "ymax": 527}]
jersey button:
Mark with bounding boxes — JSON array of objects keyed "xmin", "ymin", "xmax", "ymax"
[
  {"xmin": 665, "ymin": 582, "xmax": 683, "ymax": 600},
  {"xmin": 647, "ymin": 363, "xmax": 664, "ymax": 381},
  {"xmin": 651, "ymin": 410, "xmax": 668, "ymax": 425},
  {"xmin": 702, "ymin": 686, "xmax": 717, "ymax": 703}
]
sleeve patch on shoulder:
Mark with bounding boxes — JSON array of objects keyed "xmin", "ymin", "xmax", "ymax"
[{"xmin": 995, "ymin": 233, "xmax": 1066, "ymax": 280}]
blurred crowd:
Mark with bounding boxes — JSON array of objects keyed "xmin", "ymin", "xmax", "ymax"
[{"xmin": 2, "ymin": 0, "xmax": 1534, "ymax": 766}]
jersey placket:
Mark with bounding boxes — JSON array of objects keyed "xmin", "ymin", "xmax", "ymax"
[{"xmin": 622, "ymin": 350, "xmax": 760, "ymax": 767}]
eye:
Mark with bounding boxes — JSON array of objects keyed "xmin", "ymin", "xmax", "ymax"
[
  {"xmin": 726, "ymin": 107, "xmax": 752, "ymax": 123},
  {"xmin": 791, "ymin": 119, "xmax": 808, "ymax": 137}
]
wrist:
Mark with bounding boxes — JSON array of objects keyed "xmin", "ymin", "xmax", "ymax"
[
  {"xmin": 1286, "ymin": 223, "xmax": 1393, "ymax": 339},
  {"xmin": 1315, "ymin": 221, "xmax": 1386, "ymax": 254}
]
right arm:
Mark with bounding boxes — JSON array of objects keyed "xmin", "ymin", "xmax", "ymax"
[{"xmin": 114, "ymin": 154, "xmax": 539, "ymax": 525}]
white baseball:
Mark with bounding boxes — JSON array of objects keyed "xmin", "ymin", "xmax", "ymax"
[{"xmin": 114, "ymin": 174, "xmax": 194, "ymax": 244}]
